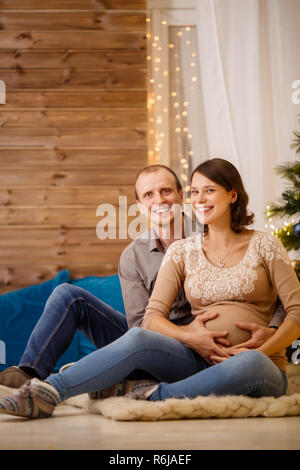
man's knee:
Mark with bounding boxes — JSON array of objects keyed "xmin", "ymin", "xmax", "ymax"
[{"xmin": 51, "ymin": 283, "xmax": 83, "ymax": 299}]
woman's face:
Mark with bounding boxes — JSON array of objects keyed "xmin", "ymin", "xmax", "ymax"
[{"xmin": 190, "ymin": 172, "xmax": 237, "ymax": 226}]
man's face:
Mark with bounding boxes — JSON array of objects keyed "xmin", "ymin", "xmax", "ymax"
[{"xmin": 135, "ymin": 168, "xmax": 183, "ymax": 229}]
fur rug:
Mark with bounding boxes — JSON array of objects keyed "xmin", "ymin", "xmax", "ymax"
[
  {"xmin": 62, "ymin": 364, "xmax": 300, "ymax": 421},
  {"xmin": 1, "ymin": 365, "xmax": 300, "ymax": 421}
]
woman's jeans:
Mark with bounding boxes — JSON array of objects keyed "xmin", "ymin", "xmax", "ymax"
[
  {"xmin": 46, "ymin": 327, "xmax": 288, "ymax": 402},
  {"xmin": 19, "ymin": 283, "xmax": 129, "ymax": 379}
]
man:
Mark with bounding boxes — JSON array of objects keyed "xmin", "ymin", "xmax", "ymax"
[{"xmin": 0, "ymin": 164, "xmax": 285, "ymax": 388}]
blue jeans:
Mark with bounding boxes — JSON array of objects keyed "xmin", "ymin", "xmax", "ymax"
[
  {"xmin": 46, "ymin": 327, "xmax": 287, "ymax": 402},
  {"xmin": 19, "ymin": 283, "xmax": 129, "ymax": 379}
]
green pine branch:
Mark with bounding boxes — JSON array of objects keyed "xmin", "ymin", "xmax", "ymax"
[{"xmin": 291, "ymin": 130, "xmax": 300, "ymax": 154}]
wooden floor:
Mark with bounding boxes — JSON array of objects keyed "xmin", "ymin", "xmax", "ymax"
[
  {"xmin": 1, "ymin": 364, "xmax": 300, "ymax": 451},
  {"xmin": 0, "ymin": 404, "xmax": 300, "ymax": 450}
]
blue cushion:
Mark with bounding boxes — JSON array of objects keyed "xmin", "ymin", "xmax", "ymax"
[
  {"xmin": 70, "ymin": 275, "xmax": 125, "ymax": 358},
  {"xmin": 0, "ymin": 270, "xmax": 80, "ymax": 372},
  {"xmin": 0, "ymin": 272, "xmax": 125, "ymax": 372}
]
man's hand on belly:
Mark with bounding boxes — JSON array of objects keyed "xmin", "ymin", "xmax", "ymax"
[
  {"xmin": 181, "ymin": 313, "xmax": 231, "ymax": 365},
  {"xmin": 230, "ymin": 322, "xmax": 277, "ymax": 349}
]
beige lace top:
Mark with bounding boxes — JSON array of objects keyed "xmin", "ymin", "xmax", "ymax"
[{"xmin": 142, "ymin": 230, "xmax": 300, "ymax": 370}]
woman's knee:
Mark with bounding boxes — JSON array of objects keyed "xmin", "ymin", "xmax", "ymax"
[{"xmin": 236, "ymin": 349, "xmax": 271, "ymax": 369}]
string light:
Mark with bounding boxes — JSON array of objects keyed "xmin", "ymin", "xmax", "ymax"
[{"xmin": 147, "ymin": 15, "xmax": 200, "ymax": 195}]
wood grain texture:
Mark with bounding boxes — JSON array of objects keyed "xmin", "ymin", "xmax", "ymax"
[
  {"xmin": 0, "ymin": 187, "xmax": 136, "ymax": 206},
  {"xmin": 0, "ymin": 2, "xmax": 147, "ymax": 290},
  {"xmin": 4, "ymin": 90, "xmax": 147, "ymax": 108},
  {"xmin": 0, "ymin": 109, "xmax": 147, "ymax": 127},
  {"xmin": 0, "ymin": 12, "xmax": 146, "ymax": 31},
  {"xmin": 0, "ymin": 0, "xmax": 146, "ymax": 10},
  {"xmin": 0, "ymin": 50, "xmax": 146, "ymax": 70},
  {"xmin": 0, "ymin": 69, "xmax": 146, "ymax": 89},
  {"xmin": 0, "ymin": 262, "xmax": 126, "ymax": 292},
  {"xmin": 0, "ymin": 169, "xmax": 139, "ymax": 186},
  {"xmin": 0, "ymin": 149, "xmax": 145, "ymax": 168},
  {"xmin": 0, "ymin": 128, "xmax": 147, "ymax": 147},
  {"xmin": 0, "ymin": 31, "xmax": 146, "ymax": 51}
]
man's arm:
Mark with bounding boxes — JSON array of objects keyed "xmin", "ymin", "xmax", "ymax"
[
  {"xmin": 118, "ymin": 248, "xmax": 151, "ymax": 329},
  {"xmin": 268, "ymin": 297, "xmax": 286, "ymax": 329}
]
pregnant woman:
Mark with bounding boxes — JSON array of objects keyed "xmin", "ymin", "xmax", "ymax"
[{"xmin": 1, "ymin": 158, "xmax": 300, "ymax": 418}]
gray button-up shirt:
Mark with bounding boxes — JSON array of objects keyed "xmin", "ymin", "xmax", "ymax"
[{"xmin": 119, "ymin": 218, "xmax": 198, "ymax": 329}]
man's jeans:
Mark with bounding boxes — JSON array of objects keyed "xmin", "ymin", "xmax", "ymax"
[
  {"xmin": 46, "ymin": 327, "xmax": 287, "ymax": 402},
  {"xmin": 19, "ymin": 283, "xmax": 128, "ymax": 379}
]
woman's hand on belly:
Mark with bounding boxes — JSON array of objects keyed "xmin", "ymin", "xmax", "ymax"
[{"xmin": 209, "ymin": 346, "xmax": 249, "ymax": 364}]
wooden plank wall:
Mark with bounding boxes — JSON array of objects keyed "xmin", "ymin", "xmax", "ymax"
[{"xmin": 0, "ymin": 0, "xmax": 147, "ymax": 293}]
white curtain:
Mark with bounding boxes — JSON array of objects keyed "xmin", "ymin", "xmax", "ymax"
[{"xmin": 195, "ymin": 0, "xmax": 300, "ymax": 229}]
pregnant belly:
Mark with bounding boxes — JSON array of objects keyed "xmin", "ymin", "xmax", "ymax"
[{"xmin": 197, "ymin": 304, "xmax": 267, "ymax": 346}]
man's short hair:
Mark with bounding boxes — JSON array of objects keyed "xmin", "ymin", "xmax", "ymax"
[{"xmin": 134, "ymin": 164, "xmax": 183, "ymax": 200}]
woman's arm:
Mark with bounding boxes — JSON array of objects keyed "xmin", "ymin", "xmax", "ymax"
[
  {"xmin": 258, "ymin": 318, "xmax": 300, "ymax": 357},
  {"xmin": 252, "ymin": 234, "xmax": 300, "ymax": 357}
]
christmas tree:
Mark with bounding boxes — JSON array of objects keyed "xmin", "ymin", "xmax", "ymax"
[
  {"xmin": 266, "ymin": 118, "xmax": 300, "ymax": 364},
  {"xmin": 266, "ymin": 117, "xmax": 300, "ymax": 279}
]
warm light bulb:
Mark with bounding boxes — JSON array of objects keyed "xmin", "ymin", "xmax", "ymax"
[{"xmin": 192, "ymin": 77, "xmax": 198, "ymax": 82}]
